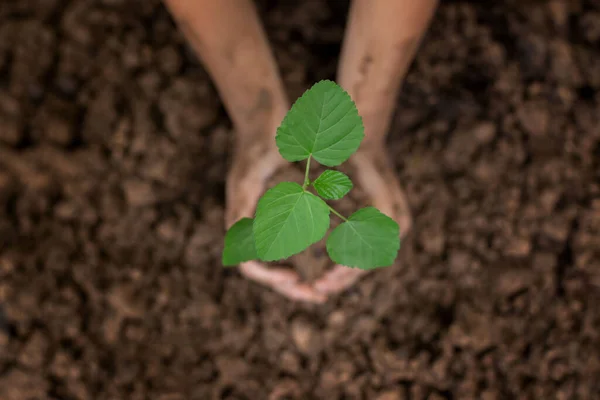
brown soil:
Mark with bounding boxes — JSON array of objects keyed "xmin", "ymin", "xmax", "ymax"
[{"xmin": 1, "ymin": 0, "xmax": 600, "ymax": 399}]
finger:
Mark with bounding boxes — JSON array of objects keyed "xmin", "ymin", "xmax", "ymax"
[
  {"xmin": 377, "ymin": 160, "xmax": 413, "ymax": 238},
  {"xmin": 225, "ymin": 149, "xmax": 284, "ymax": 227},
  {"xmin": 273, "ymin": 282, "xmax": 327, "ymax": 303},
  {"xmin": 351, "ymin": 152, "xmax": 395, "ymax": 216},
  {"xmin": 313, "ymin": 264, "xmax": 368, "ymax": 295},
  {"xmin": 239, "ymin": 260, "xmax": 300, "ymax": 285},
  {"xmin": 352, "ymin": 152, "xmax": 412, "ymax": 238},
  {"xmin": 240, "ymin": 261, "xmax": 327, "ymax": 303}
]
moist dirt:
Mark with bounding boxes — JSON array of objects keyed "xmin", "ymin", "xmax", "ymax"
[{"xmin": 1, "ymin": 0, "xmax": 600, "ymax": 398}]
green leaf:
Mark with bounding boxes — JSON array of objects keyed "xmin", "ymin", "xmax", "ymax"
[
  {"xmin": 222, "ymin": 218, "xmax": 258, "ymax": 266},
  {"xmin": 326, "ymin": 207, "xmax": 400, "ymax": 270},
  {"xmin": 275, "ymin": 80, "xmax": 364, "ymax": 167},
  {"xmin": 253, "ymin": 182, "xmax": 330, "ymax": 261},
  {"xmin": 312, "ymin": 170, "xmax": 353, "ymax": 200}
]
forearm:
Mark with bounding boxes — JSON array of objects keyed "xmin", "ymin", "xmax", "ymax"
[
  {"xmin": 338, "ymin": 0, "xmax": 439, "ymax": 147},
  {"xmin": 163, "ymin": 0, "xmax": 288, "ymax": 137}
]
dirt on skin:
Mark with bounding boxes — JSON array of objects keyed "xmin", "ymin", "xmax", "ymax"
[{"xmin": 1, "ymin": 0, "xmax": 600, "ymax": 399}]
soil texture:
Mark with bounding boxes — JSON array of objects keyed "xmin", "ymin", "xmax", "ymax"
[{"xmin": 1, "ymin": 0, "xmax": 600, "ymax": 399}]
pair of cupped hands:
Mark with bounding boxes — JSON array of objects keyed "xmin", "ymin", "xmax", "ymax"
[{"xmin": 224, "ymin": 137, "xmax": 411, "ymax": 303}]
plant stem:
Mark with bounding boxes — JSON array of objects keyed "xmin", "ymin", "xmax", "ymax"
[
  {"xmin": 301, "ymin": 155, "xmax": 347, "ymax": 221},
  {"xmin": 329, "ymin": 206, "xmax": 348, "ymax": 222},
  {"xmin": 302, "ymin": 155, "xmax": 312, "ymax": 189}
]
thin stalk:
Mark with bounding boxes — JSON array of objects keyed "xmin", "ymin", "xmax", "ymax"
[
  {"xmin": 302, "ymin": 155, "xmax": 312, "ymax": 189},
  {"xmin": 329, "ymin": 206, "xmax": 348, "ymax": 222}
]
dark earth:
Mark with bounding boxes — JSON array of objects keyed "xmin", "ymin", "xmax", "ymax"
[{"xmin": 1, "ymin": 0, "xmax": 600, "ymax": 398}]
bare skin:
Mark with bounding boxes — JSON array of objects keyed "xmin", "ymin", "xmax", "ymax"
[{"xmin": 164, "ymin": 0, "xmax": 439, "ymax": 303}]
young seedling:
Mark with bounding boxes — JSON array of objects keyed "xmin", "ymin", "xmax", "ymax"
[{"xmin": 222, "ymin": 80, "xmax": 400, "ymax": 270}]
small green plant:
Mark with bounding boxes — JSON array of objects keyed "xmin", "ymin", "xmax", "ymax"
[{"xmin": 222, "ymin": 80, "xmax": 400, "ymax": 270}]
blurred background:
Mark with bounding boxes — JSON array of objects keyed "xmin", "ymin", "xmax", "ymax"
[{"xmin": 1, "ymin": 0, "xmax": 599, "ymax": 398}]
